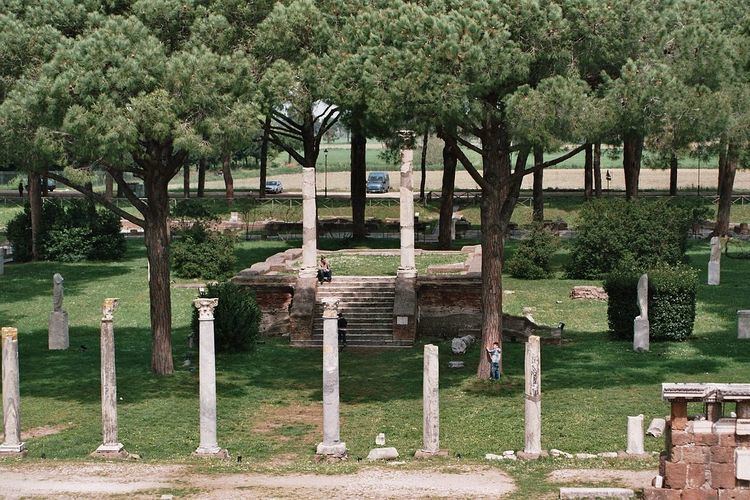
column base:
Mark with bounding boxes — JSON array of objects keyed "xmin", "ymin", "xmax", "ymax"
[
  {"xmin": 414, "ymin": 448, "xmax": 449, "ymax": 459},
  {"xmin": 92, "ymin": 443, "xmax": 129, "ymax": 458},
  {"xmin": 633, "ymin": 318, "xmax": 649, "ymax": 352},
  {"xmin": 316, "ymin": 442, "xmax": 347, "ymax": 457},
  {"xmin": 397, "ymin": 267, "xmax": 417, "ymax": 279},
  {"xmin": 0, "ymin": 442, "xmax": 27, "ymax": 457},
  {"xmin": 193, "ymin": 447, "xmax": 229, "ymax": 459},
  {"xmin": 708, "ymin": 261, "xmax": 720, "ymax": 285}
]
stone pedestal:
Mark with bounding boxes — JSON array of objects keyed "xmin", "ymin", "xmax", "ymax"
[
  {"xmin": 94, "ymin": 299, "xmax": 126, "ymax": 457},
  {"xmin": 317, "ymin": 298, "xmax": 346, "ymax": 457},
  {"xmin": 398, "ymin": 131, "xmax": 416, "ymax": 279},
  {"xmin": 193, "ymin": 298, "xmax": 228, "ymax": 458},
  {"xmin": 633, "ymin": 318, "xmax": 649, "ymax": 352},
  {"xmin": 417, "ymin": 344, "xmax": 443, "ymax": 457},
  {"xmin": 48, "ymin": 311, "xmax": 69, "ymax": 350},
  {"xmin": 0, "ymin": 327, "xmax": 26, "ymax": 456},
  {"xmin": 524, "ymin": 336, "xmax": 542, "ymax": 457},
  {"xmin": 738, "ymin": 310, "xmax": 750, "ymax": 339},
  {"xmin": 626, "ymin": 414, "xmax": 645, "ymax": 455},
  {"xmin": 708, "ymin": 261, "xmax": 720, "ymax": 286},
  {"xmin": 300, "ymin": 167, "xmax": 318, "ymax": 279}
]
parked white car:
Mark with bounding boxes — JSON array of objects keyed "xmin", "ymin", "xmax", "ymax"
[{"xmin": 265, "ymin": 180, "xmax": 283, "ymax": 194}]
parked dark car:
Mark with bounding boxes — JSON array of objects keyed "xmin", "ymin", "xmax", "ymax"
[
  {"xmin": 265, "ymin": 180, "xmax": 283, "ymax": 194},
  {"xmin": 366, "ymin": 172, "xmax": 390, "ymax": 193}
]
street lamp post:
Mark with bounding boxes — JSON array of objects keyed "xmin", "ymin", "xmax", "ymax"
[{"xmin": 324, "ymin": 148, "xmax": 329, "ymax": 198}]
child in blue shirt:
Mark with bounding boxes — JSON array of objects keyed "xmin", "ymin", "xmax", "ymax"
[{"xmin": 486, "ymin": 342, "xmax": 501, "ymax": 380}]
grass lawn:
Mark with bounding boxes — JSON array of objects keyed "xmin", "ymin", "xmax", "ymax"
[{"xmin": 1, "ymin": 238, "xmax": 749, "ymax": 497}]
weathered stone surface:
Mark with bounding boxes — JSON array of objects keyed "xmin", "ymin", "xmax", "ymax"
[
  {"xmin": 708, "ymin": 236, "xmax": 721, "ymax": 285},
  {"xmin": 634, "ymin": 274, "xmax": 649, "ymax": 352},
  {"xmin": 300, "ymin": 167, "xmax": 317, "ymax": 278},
  {"xmin": 393, "ymin": 275, "xmax": 417, "ymax": 342},
  {"xmin": 647, "ymin": 418, "xmax": 667, "ymax": 437},
  {"xmin": 736, "ymin": 449, "xmax": 750, "ymax": 480},
  {"xmin": 524, "ymin": 336, "xmax": 541, "ymax": 456},
  {"xmin": 550, "ymin": 449, "xmax": 574, "ymax": 459},
  {"xmin": 421, "ymin": 344, "xmax": 440, "ymax": 454},
  {"xmin": 627, "ymin": 415, "xmax": 645, "ymax": 454},
  {"xmin": 367, "ymin": 447, "xmax": 399, "ymax": 461},
  {"xmin": 559, "ymin": 487, "xmax": 635, "ymax": 499},
  {"xmin": 48, "ymin": 311, "xmax": 69, "ymax": 350},
  {"xmin": 0, "ymin": 327, "xmax": 26, "ymax": 456},
  {"xmin": 94, "ymin": 299, "xmax": 125, "ymax": 456},
  {"xmin": 451, "ymin": 335, "xmax": 475, "ymax": 354},
  {"xmin": 398, "ymin": 134, "xmax": 416, "ymax": 278},
  {"xmin": 570, "ymin": 286, "xmax": 608, "ymax": 300},
  {"xmin": 710, "ymin": 462, "xmax": 736, "ymax": 488},
  {"xmin": 574, "ymin": 453, "xmax": 597, "ymax": 459},
  {"xmin": 643, "ymin": 487, "xmax": 681, "ymax": 500},
  {"xmin": 739, "ymin": 311, "xmax": 750, "ymax": 340},
  {"xmin": 317, "ymin": 299, "xmax": 346, "ymax": 457}
]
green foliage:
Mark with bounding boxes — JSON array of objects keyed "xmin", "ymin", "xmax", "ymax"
[
  {"xmin": 649, "ymin": 264, "xmax": 698, "ymax": 341},
  {"xmin": 567, "ymin": 198, "xmax": 693, "ymax": 279},
  {"xmin": 171, "ymin": 199, "xmax": 218, "ymax": 222},
  {"xmin": 603, "ymin": 260, "xmax": 698, "ymax": 341},
  {"xmin": 6, "ymin": 199, "xmax": 125, "ymax": 262},
  {"xmin": 170, "ymin": 223, "xmax": 237, "ymax": 280},
  {"xmin": 191, "ymin": 281, "xmax": 261, "ymax": 353},
  {"xmin": 506, "ymin": 224, "xmax": 560, "ymax": 279}
]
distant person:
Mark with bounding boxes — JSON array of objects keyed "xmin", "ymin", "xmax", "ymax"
[
  {"xmin": 337, "ymin": 312, "xmax": 347, "ymax": 347},
  {"xmin": 486, "ymin": 342, "xmax": 502, "ymax": 380},
  {"xmin": 18, "ymin": 181, "xmax": 23, "ymax": 198},
  {"xmin": 317, "ymin": 256, "xmax": 332, "ymax": 283}
]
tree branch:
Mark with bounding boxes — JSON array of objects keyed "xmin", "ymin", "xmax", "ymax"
[
  {"xmin": 512, "ymin": 144, "xmax": 587, "ymax": 181},
  {"xmin": 45, "ymin": 171, "xmax": 145, "ymax": 227},
  {"xmin": 454, "ymin": 145, "xmax": 489, "ymax": 191},
  {"xmin": 313, "ymin": 104, "xmax": 336, "ymax": 123},
  {"xmin": 271, "ymin": 110, "xmax": 303, "ymax": 131},
  {"xmin": 456, "ymin": 136, "xmax": 482, "ymax": 155},
  {"xmin": 108, "ymin": 168, "xmax": 150, "ymax": 216},
  {"xmin": 268, "ymin": 127, "xmax": 302, "ymax": 142},
  {"xmin": 268, "ymin": 131, "xmax": 306, "ymax": 166}
]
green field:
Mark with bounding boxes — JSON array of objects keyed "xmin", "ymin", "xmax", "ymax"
[{"xmin": 0, "ymin": 238, "xmax": 748, "ymax": 497}]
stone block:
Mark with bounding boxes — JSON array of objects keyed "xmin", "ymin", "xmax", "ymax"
[
  {"xmin": 366, "ymin": 447, "xmax": 399, "ymax": 461},
  {"xmin": 673, "ymin": 429, "xmax": 692, "ymax": 446},
  {"xmin": 648, "ymin": 418, "xmax": 667, "ymax": 437},
  {"xmin": 693, "ymin": 420, "xmax": 715, "ymax": 434},
  {"xmin": 718, "ymin": 490, "xmax": 750, "ymax": 500},
  {"xmin": 686, "ymin": 463, "xmax": 707, "ymax": 488},
  {"xmin": 665, "ymin": 461, "xmax": 688, "ymax": 489},
  {"xmin": 643, "ymin": 487, "xmax": 681, "ymax": 500},
  {"xmin": 708, "ymin": 261, "xmax": 720, "ymax": 285},
  {"xmin": 738, "ymin": 310, "xmax": 750, "ymax": 339},
  {"xmin": 681, "ymin": 489, "xmax": 718, "ymax": 500},
  {"xmin": 711, "ymin": 445, "xmax": 735, "ymax": 463},
  {"xmin": 634, "ymin": 318, "xmax": 649, "ymax": 352},
  {"xmin": 715, "ymin": 419, "xmax": 737, "ymax": 434},
  {"xmin": 680, "ymin": 446, "xmax": 708, "ymax": 464},
  {"xmin": 710, "ymin": 463, "xmax": 736, "ymax": 489},
  {"xmin": 558, "ymin": 487, "xmax": 635, "ymax": 499},
  {"xmin": 673, "ymin": 401, "xmax": 689, "ymax": 431},
  {"xmin": 737, "ymin": 448, "xmax": 750, "ymax": 480},
  {"xmin": 737, "ymin": 419, "xmax": 750, "ymax": 436},
  {"xmin": 48, "ymin": 310, "xmax": 69, "ymax": 350},
  {"xmin": 720, "ymin": 434, "xmax": 737, "ymax": 447},
  {"xmin": 695, "ymin": 433, "xmax": 719, "ymax": 446}
]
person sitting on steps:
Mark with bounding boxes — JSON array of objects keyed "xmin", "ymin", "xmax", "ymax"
[{"xmin": 317, "ymin": 256, "xmax": 332, "ymax": 284}]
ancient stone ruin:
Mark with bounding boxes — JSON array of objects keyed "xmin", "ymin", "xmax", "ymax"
[{"xmin": 645, "ymin": 383, "xmax": 750, "ymax": 499}]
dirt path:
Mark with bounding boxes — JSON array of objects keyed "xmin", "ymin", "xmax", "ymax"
[
  {"xmin": 0, "ymin": 463, "xmax": 516, "ymax": 499},
  {"xmin": 547, "ymin": 468, "xmax": 656, "ymax": 489}
]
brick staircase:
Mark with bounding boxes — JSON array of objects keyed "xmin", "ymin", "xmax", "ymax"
[{"xmin": 308, "ymin": 276, "xmax": 411, "ymax": 348}]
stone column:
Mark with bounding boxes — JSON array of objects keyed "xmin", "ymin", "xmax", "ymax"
[
  {"xmin": 94, "ymin": 298, "xmax": 126, "ymax": 456},
  {"xmin": 706, "ymin": 403, "xmax": 723, "ymax": 422},
  {"xmin": 398, "ymin": 131, "xmax": 416, "ymax": 278},
  {"xmin": 300, "ymin": 166, "xmax": 318, "ymax": 278},
  {"xmin": 738, "ymin": 310, "xmax": 750, "ymax": 339},
  {"xmin": 193, "ymin": 298, "xmax": 227, "ymax": 458},
  {"xmin": 524, "ymin": 335, "xmax": 542, "ymax": 457},
  {"xmin": 0, "ymin": 327, "xmax": 26, "ymax": 456},
  {"xmin": 420, "ymin": 344, "xmax": 441, "ymax": 454},
  {"xmin": 633, "ymin": 274, "xmax": 649, "ymax": 352},
  {"xmin": 48, "ymin": 273, "xmax": 69, "ymax": 350},
  {"xmin": 708, "ymin": 236, "xmax": 721, "ymax": 285},
  {"xmin": 626, "ymin": 414, "xmax": 645, "ymax": 455},
  {"xmin": 317, "ymin": 298, "xmax": 346, "ymax": 457}
]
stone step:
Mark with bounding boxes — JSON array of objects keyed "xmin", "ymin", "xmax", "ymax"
[
  {"xmin": 315, "ymin": 297, "xmax": 394, "ymax": 304},
  {"xmin": 292, "ymin": 340, "xmax": 413, "ymax": 348},
  {"xmin": 317, "ymin": 290, "xmax": 395, "ymax": 296}
]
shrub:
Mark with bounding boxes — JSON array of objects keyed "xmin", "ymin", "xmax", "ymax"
[
  {"xmin": 6, "ymin": 199, "xmax": 126, "ymax": 262},
  {"xmin": 191, "ymin": 281, "xmax": 261, "ymax": 353},
  {"xmin": 567, "ymin": 198, "xmax": 693, "ymax": 279},
  {"xmin": 505, "ymin": 224, "xmax": 559, "ymax": 279},
  {"xmin": 603, "ymin": 260, "xmax": 698, "ymax": 341},
  {"xmin": 171, "ymin": 222, "xmax": 236, "ymax": 280}
]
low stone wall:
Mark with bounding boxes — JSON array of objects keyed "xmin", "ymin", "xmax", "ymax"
[{"xmin": 230, "ymin": 274, "xmax": 295, "ymax": 336}]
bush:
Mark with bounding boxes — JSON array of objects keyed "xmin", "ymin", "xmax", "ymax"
[
  {"xmin": 191, "ymin": 281, "xmax": 261, "ymax": 353},
  {"xmin": 603, "ymin": 260, "xmax": 697, "ymax": 341},
  {"xmin": 171, "ymin": 222, "xmax": 237, "ymax": 280},
  {"xmin": 506, "ymin": 224, "xmax": 559, "ymax": 279},
  {"xmin": 6, "ymin": 199, "xmax": 126, "ymax": 262},
  {"xmin": 567, "ymin": 198, "xmax": 693, "ymax": 279}
]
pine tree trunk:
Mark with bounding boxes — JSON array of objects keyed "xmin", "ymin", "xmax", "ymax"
[
  {"xmin": 420, "ymin": 131, "xmax": 428, "ymax": 201},
  {"xmin": 584, "ymin": 143, "xmax": 593, "ymax": 200},
  {"xmin": 28, "ymin": 172, "xmax": 42, "ymax": 260},
  {"xmin": 197, "ymin": 159, "xmax": 206, "ymax": 198},
  {"xmin": 593, "ymin": 143, "xmax": 602, "ymax": 197},
  {"xmin": 623, "ymin": 133, "xmax": 644, "ymax": 200},
  {"xmin": 532, "ymin": 146, "xmax": 544, "ymax": 222},
  {"xmin": 715, "ymin": 143, "xmax": 737, "ymax": 237},
  {"xmin": 183, "ymin": 165, "xmax": 190, "ymax": 198},
  {"xmin": 143, "ymin": 171, "xmax": 174, "ymax": 376},
  {"xmin": 105, "ymin": 173, "xmax": 114, "ymax": 200},
  {"xmin": 669, "ymin": 154, "xmax": 678, "ymax": 197},
  {"xmin": 350, "ymin": 125, "xmax": 367, "ymax": 239},
  {"xmin": 259, "ymin": 114, "xmax": 271, "ymax": 199},
  {"xmin": 222, "ymin": 154, "xmax": 234, "ymax": 206},
  {"xmin": 438, "ymin": 133, "xmax": 457, "ymax": 249}
]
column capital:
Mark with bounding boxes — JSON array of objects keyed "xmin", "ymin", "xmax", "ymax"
[
  {"xmin": 101, "ymin": 298, "xmax": 119, "ymax": 321},
  {"xmin": 194, "ymin": 298, "xmax": 219, "ymax": 320},
  {"xmin": 1, "ymin": 327, "xmax": 17, "ymax": 339},
  {"xmin": 398, "ymin": 130, "xmax": 415, "ymax": 147},
  {"xmin": 321, "ymin": 298, "xmax": 339, "ymax": 319}
]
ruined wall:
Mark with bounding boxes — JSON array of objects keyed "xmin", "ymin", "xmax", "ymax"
[
  {"xmin": 416, "ymin": 277, "xmax": 482, "ymax": 339},
  {"xmin": 230, "ymin": 274, "xmax": 295, "ymax": 337}
]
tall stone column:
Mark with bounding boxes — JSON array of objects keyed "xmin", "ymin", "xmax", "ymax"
[
  {"xmin": 0, "ymin": 327, "xmax": 26, "ymax": 456},
  {"xmin": 524, "ymin": 335, "xmax": 542, "ymax": 457},
  {"xmin": 708, "ymin": 236, "xmax": 721, "ymax": 285},
  {"xmin": 48, "ymin": 273, "xmax": 69, "ymax": 350},
  {"xmin": 415, "ymin": 344, "xmax": 448, "ymax": 458},
  {"xmin": 193, "ymin": 298, "xmax": 228, "ymax": 458},
  {"xmin": 398, "ymin": 131, "xmax": 416, "ymax": 278},
  {"xmin": 94, "ymin": 298, "xmax": 126, "ymax": 456},
  {"xmin": 317, "ymin": 298, "xmax": 346, "ymax": 457},
  {"xmin": 300, "ymin": 166, "xmax": 318, "ymax": 278}
]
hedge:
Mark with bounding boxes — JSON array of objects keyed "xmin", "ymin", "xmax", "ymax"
[{"xmin": 191, "ymin": 281, "xmax": 261, "ymax": 353}]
